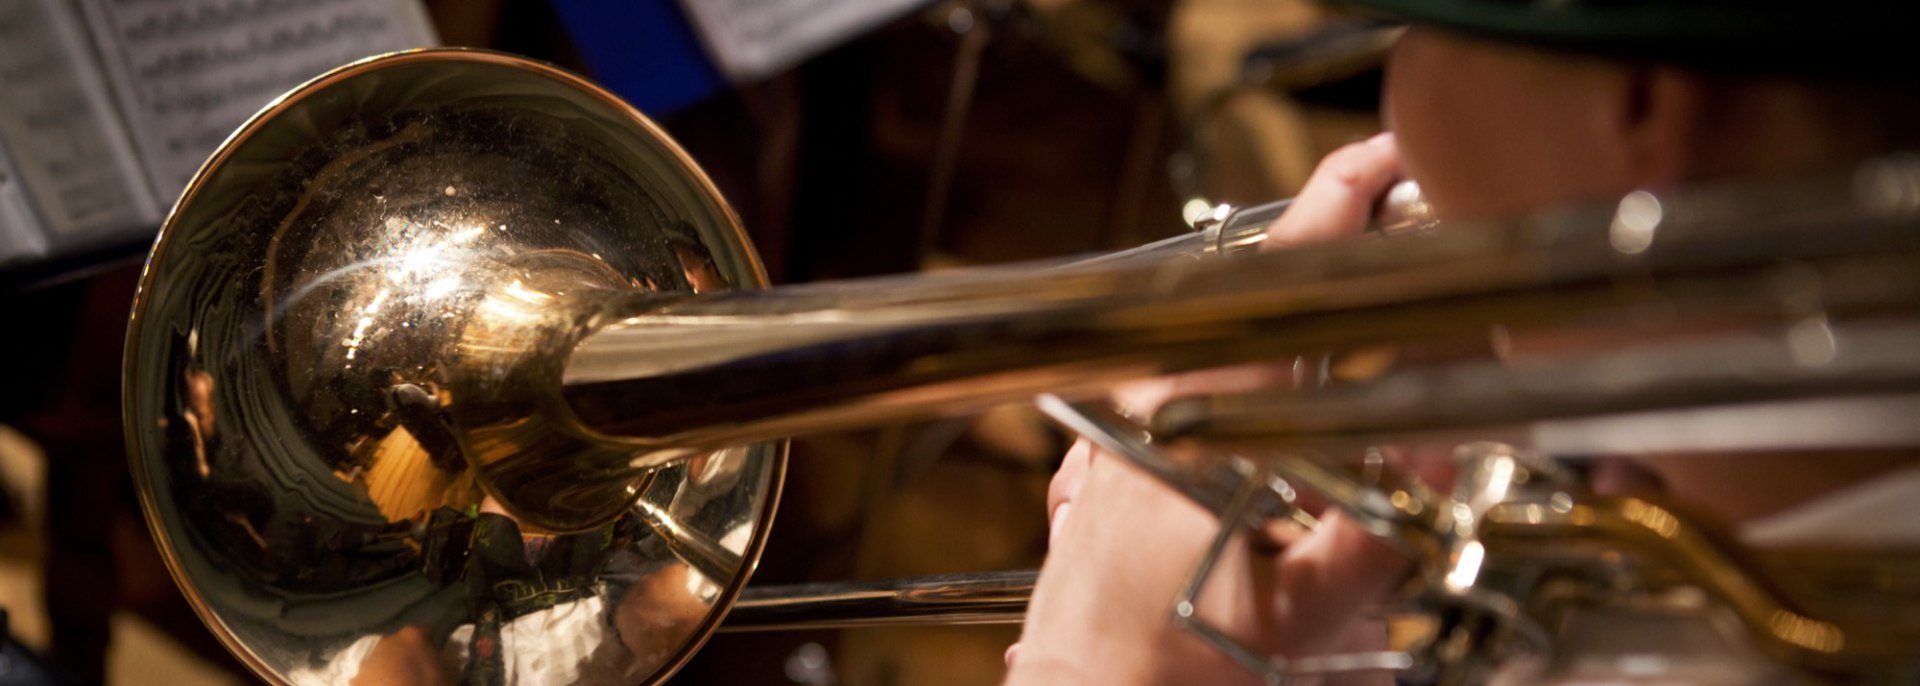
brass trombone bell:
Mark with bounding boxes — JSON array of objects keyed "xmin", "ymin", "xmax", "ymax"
[{"xmin": 126, "ymin": 49, "xmax": 785, "ymax": 685}]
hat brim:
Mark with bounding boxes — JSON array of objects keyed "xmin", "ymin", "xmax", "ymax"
[{"xmin": 1327, "ymin": 0, "xmax": 1911, "ymax": 76}]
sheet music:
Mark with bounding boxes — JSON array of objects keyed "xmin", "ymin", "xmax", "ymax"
[
  {"xmin": 0, "ymin": 142, "xmax": 49, "ymax": 266},
  {"xmin": 0, "ymin": 0, "xmax": 157, "ymax": 261},
  {"xmin": 78, "ymin": 0, "xmax": 437, "ymax": 201},
  {"xmin": 680, "ymin": 0, "xmax": 927, "ymax": 82}
]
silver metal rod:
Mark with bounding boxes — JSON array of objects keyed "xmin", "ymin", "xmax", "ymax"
[
  {"xmin": 634, "ymin": 499, "xmax": 744, "ymax": 583},
  {"xmin": 1062, "ymin": 196, "xmax": 1295, "ymax": 269},
  {"xmin": 976, "ymin": 180, "xmax": 1423, "ymax": 271},
  {"xmin": 719, "ymin": 571, "xmax": 1036, "ymax": 632},
  {"xmin": 1035, "ymin": 394, "xmax": 1309, "ymax": 527}
]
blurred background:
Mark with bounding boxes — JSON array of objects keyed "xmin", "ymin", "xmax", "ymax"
[{"xmin": 0, "ymin": 0, "xmax": 1387, "ymax": 683}]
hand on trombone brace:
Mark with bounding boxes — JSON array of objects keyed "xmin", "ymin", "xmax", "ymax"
[{"xmin": 1010, "ymin": 132, "xmax": 1417, "ymax": 686}]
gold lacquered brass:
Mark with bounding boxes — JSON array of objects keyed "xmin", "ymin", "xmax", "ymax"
[
  {"xmin": 127, "ymin": 48, "xmax": 1920, "ymax": 686},
  {"xmin": 126, "ymin": 49, "xmax": 783, "ymax": 685}
]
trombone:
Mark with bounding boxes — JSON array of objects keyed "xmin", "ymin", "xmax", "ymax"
[{"xmin": 124, "ymin": 49, "xmax": 1920, "ymax": 685}]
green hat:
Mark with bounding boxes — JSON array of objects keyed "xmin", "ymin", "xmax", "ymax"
[{"xmin": 1326, "ymin": 0, "xmax": 1917, "ymax": 78}]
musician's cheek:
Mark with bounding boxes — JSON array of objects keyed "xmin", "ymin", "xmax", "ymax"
[
  {"xmin": 1383, "ymin": 28, "xmax": 1639, "ymax": 222},
  {"xmin": 1381, "ymin": 28, "xmax": 1480, "ymax": 222},
  {"xmin": 1380, "ymin": 29, "xmax": 1538, "ymax": 222}
]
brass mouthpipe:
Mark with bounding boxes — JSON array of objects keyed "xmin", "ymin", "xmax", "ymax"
[
  {"xmin": 465, "ymin": 184, "xmax": 1435, "ymax": 529},
  {"xmin": 552, "ymin": 186, "xmax": 1442, "ymax": 456},
  {"xmin": 557, "ymin": 181, "xmax": 1433, "ymax": 456}
]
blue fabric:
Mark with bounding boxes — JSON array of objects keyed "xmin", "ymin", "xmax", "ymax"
[{"xmin": 551, "ymin": 0, "xmax": 725, "ymax": 115}]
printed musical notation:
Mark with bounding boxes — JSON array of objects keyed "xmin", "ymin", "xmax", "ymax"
[
  {"xmin": 118, "ymin": 0, "xmax": 361, "ymax": 43},
  {"xmin": 0, "ymin": 0, "xmax": 435, "ymax": 269},
  {"xmin": 681, "ymin": 0, "xmax": 924, "ymax": 82},
  {"xmin": 0, "ymin": 0, "xmax": 156, "ymax": 260},
  {"xmin": 79, "ymin": 0, "xmax": 437, "ymax": 210},
  {"xmin": 0, "ymin": 147, "xmax": 49, "ymax": 265}
]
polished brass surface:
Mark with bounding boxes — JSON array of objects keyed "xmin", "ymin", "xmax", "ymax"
[
  {"xmin": 125, "ymin": 47, "xmax": 1920, "ymax": 686},
  {"xmin": 125, "ymin": 49, "xmax": 783, "ymax": 685}
]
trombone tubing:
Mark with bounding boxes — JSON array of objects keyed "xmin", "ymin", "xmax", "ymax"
[{"xmin": 557, "ymin": 188, "xmax": 1918, "ymax": 469}]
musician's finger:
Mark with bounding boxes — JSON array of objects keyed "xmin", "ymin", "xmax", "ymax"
[
  {"xmin": 1265, "ymin": 132, "xmax": 1403, "ymax": 249},
  {"xmin": 1048, "ymin": 439, "xmax": 1095, "ymax": 520}
]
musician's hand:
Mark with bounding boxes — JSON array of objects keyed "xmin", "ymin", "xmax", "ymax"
[
  {"xmin": 1264, "ymin": 132, "xmax": 1404, "ymax": 248},
  {"xmin": 1010, "ymin": 447, "xmax": 1410, "ymax": 685},
  {"xmin": 1042, "ymin": 131, "xmax": 1406, "ymax": 537},
  {"xmin": 1005, "ymin": 134, "xmax": 1411, "ymax": 685}
]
